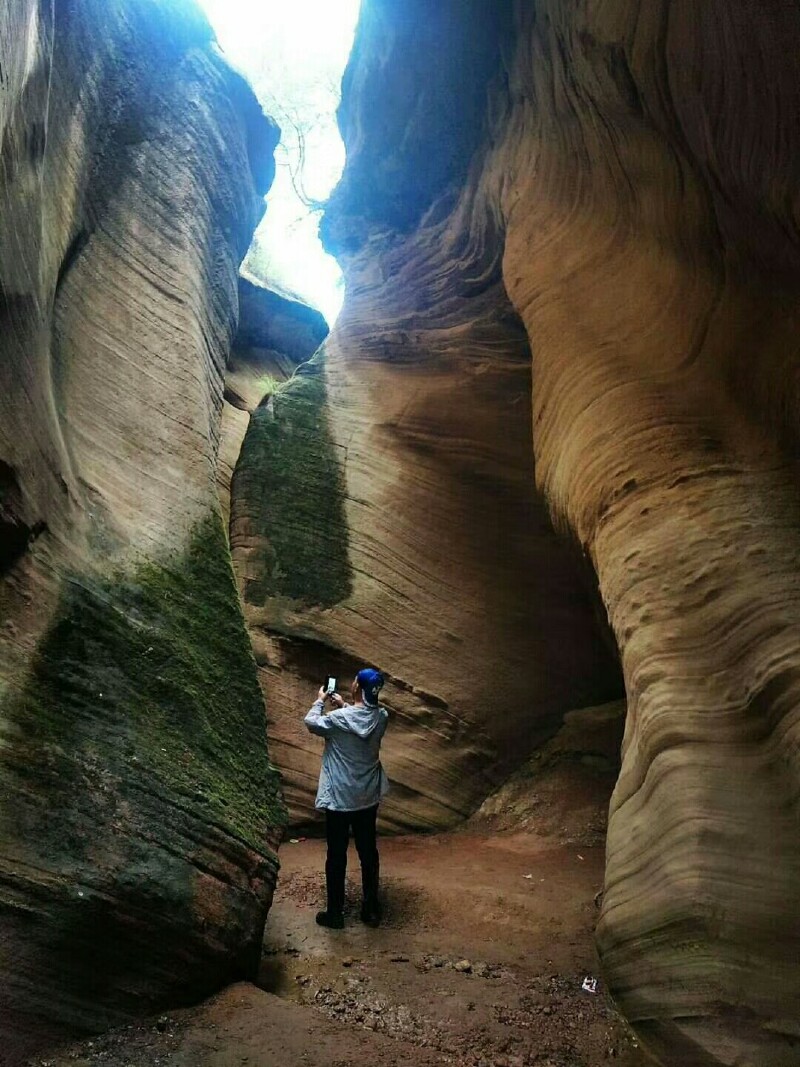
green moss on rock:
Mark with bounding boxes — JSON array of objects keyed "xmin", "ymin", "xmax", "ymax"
[
  {"xmin": 6, "ymin": 513, "xmax": 286, "ymax": 856},
  {"xmin": 235, "ymin": 348, "xmax": 352, "ymax": 606}
]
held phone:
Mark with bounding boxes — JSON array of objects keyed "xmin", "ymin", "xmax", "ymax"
[{"xmin": 324, "ymin": 676, "xmax": 336, "ymax": 695}]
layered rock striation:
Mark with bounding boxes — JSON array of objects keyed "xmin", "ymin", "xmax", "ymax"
[
  {"xmin": 3, "ymin": 0, "xmax": 798, "ymax": 1062},
  {"xmin": 235, "ymin": 6, "xmax": 623, "ymax": 833},
  {"xmin": 0, "ymin": 1, "xmax": 284, "ymax": 1059},
  {"xmin": 496, "ymin": 5, "xmax": 800, "ymax": 1064},
  {"xmin": 281, "ymin": 0, "xmax": 798, "ymax": 1063}
]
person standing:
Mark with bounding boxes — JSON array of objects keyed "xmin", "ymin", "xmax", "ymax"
[{"xmin": 304, "ymin": 668, "xmax": 389, "ymax": 929}]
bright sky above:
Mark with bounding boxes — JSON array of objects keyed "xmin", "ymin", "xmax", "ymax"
[{"xmin": 199, "ymin": 0, "xmax": 361, "ymax": 324}]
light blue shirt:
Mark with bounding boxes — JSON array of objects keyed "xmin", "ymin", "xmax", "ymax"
[{"xmin": 304, "ymin": 699, "xmax": 389, "ymax": 812}]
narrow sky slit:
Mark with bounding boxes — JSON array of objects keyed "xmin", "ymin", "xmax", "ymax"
[{"xmin": 199, "ymin": 0, "xmax": 360, "ymax": 325}]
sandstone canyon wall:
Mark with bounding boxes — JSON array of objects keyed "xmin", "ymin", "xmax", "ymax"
[
  {"xmin": 497, "ymin": 5, "xmax": 800, "ymax": 1065},
  {"xmin": 0, "ymin": 1, "xmax": 285, "ymax": 1059},
  {"xmin": 2, "ymin": 0, "xmax": 799, "ymax": 1063},
  {"xmin": 274, "ymin": 1, "xmax": 798, "ymax": 1063},
  {"xmin": 234, "ymin": 1, "xmax": 624, "ymax": 834}
]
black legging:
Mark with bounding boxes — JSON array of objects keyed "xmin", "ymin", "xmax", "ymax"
[{"xmin": 325, "ymin": 804, "xmax": 379, "ymax": 916}]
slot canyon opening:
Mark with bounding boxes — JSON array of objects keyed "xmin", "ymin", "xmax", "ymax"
[
  {"xmin": 5, "ymin": 1, "xmax": 800, "ymax": 1062},
  {"xmin": 199, "ymin": 0, "xmax": 360, "ymax": 326},
  {"xmin": 202, "ymin": 3, "xmax": 634, "ymax": 1064},
  {"xmin": 2, "ymin": 2, "xmax": 632, "ymax": 1064},
  {"xmin": 201, "ymin": 7, "xmax": 631, "ymax": 1065}
]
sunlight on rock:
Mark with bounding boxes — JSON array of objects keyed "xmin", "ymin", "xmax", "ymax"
[
  {"xmin": 200, "ymin": 0, "xmax": 360, "ymax": 324},
  {"xmin": 3, "ymin": 2, "xmax": 800, "ymax": 1064}
]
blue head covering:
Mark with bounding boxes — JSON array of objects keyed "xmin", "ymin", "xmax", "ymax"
[{"xmin": 356, "ymin": 667, "xmax": 384, "ymax": 706}]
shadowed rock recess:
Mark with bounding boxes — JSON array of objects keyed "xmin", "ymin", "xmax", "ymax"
[
  {"xmin": 0, "ymin": 1, "xmax": 286, "ymax": 1060},
  {"xmin": 218, "ymin": 275, "xmax": 329, "ymax": 524}
]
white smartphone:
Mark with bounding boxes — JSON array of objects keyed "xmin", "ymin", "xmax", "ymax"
[{"xmin": 324, "ymin": 676, "xmax": 336, "ymax": 694}]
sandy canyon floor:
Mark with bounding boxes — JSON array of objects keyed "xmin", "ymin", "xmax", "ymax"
[{"xmin": 36, "ymin": 769, "xmax": 648, "ymax": 1067}]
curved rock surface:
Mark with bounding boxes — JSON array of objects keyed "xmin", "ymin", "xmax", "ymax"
[
  {"xmin": 0, "ymin": 1, "xmax": 284, "ymax": 1060},
  {"xmin": 309, "ymin": 0, "xmax": 798, "ymax": 1062},
  {"xmin": 241, "ymin": 0, "xmax": 623, "ymax": 832},
  {"xmin": 3, "ymin": 0, "xmax": 798, "ymax": 1062},
  {"xmin": 496, "ymin": 5, "xmax": 800, "ymax": 1064}
]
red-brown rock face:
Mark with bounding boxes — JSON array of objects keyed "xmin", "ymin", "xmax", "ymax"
[
  {"xmin": 292, "ymin": 1, "xmax": 797, "ymax": 1062},
  {"xmin": 238, "ymin": 1, "xmax": 623, "ymax": 831},
  {"xmin": 497, "ymin": 5, "xmax": 800, "ymax": 1064},
  {"xmin": 3, "ymin": 0, "xmax": 798, "ymax": 1062},
  {"xmin": 0, "ymin": 1, "xmax": 284, "ymax": 1060}
]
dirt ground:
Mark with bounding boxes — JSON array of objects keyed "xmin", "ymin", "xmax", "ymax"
[{"xmin": 35, "ymin": 765, "xmax": 650, "ymax": 1067}]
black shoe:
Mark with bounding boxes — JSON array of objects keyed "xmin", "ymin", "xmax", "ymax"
[
  {"xmin": 360, "ymin": 903, "xmax": 382, "ymax": 927},
  {"xmin": 315, "ymin": 910, "xmax": 344, "ymax": 929}
]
